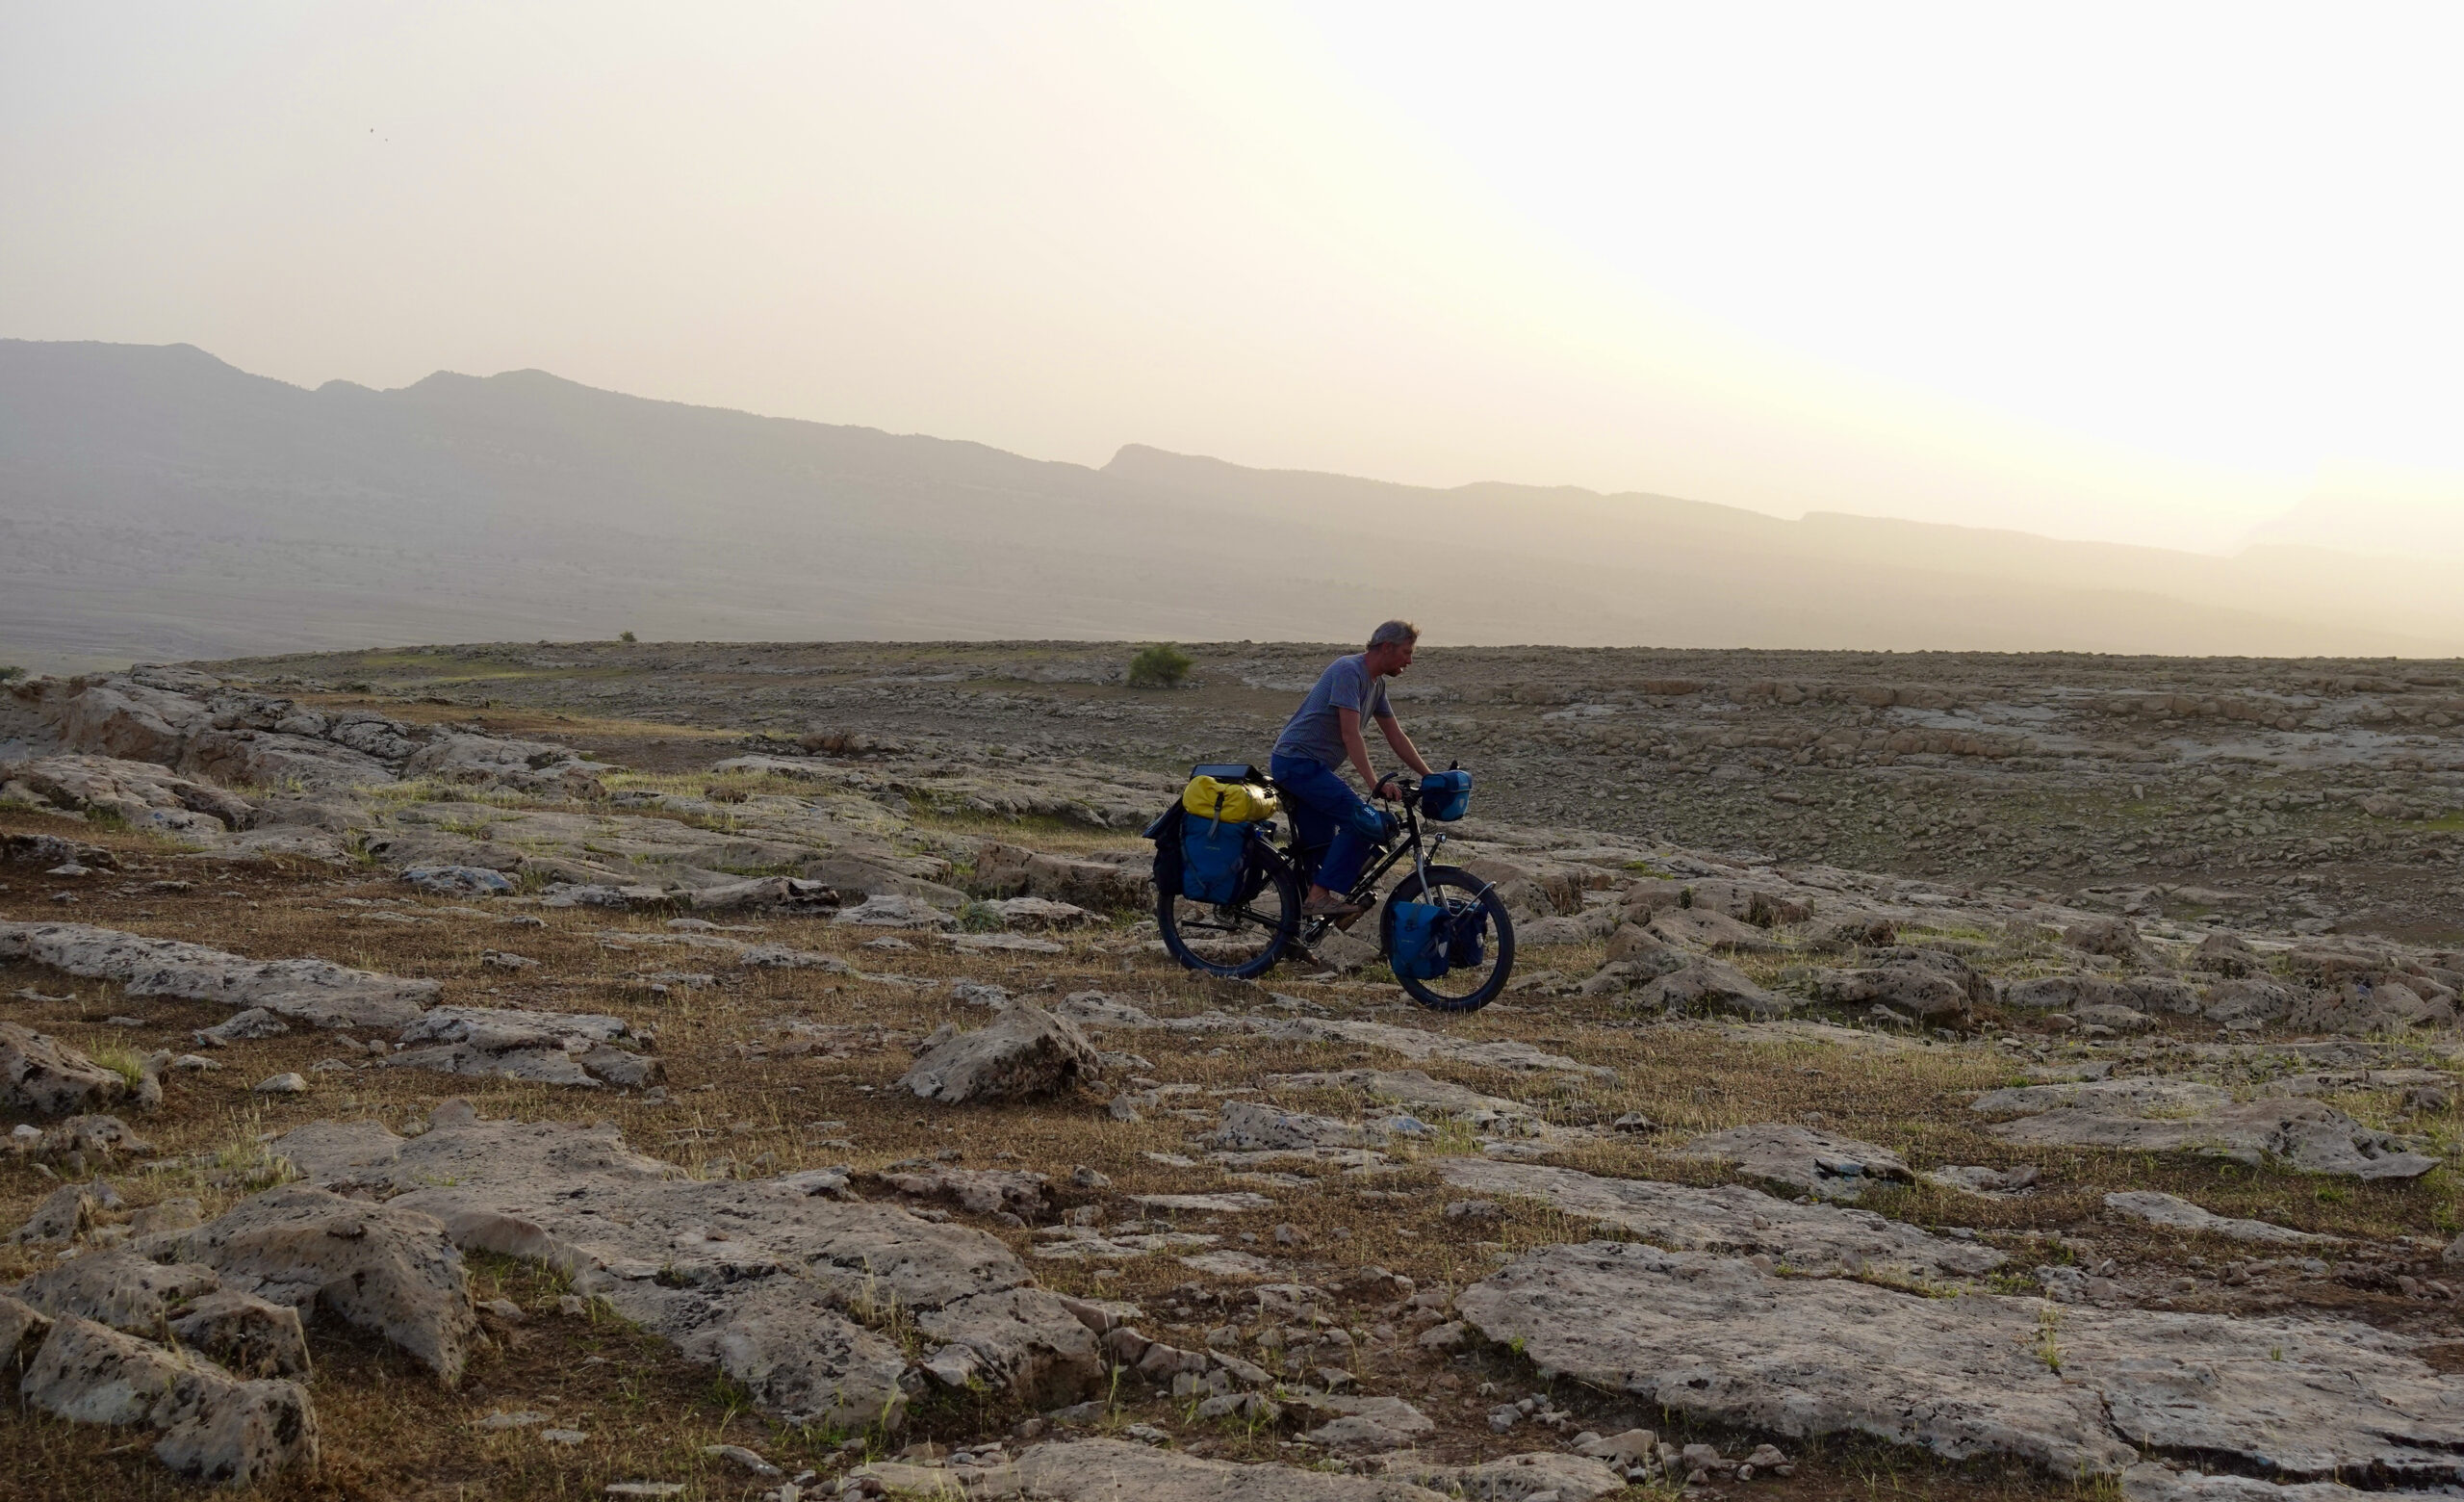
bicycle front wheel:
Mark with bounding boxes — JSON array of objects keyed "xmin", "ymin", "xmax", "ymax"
[
  {"xmin": 1157, "ymin": 856, "xmax": 1300, "ymax": 980},
  {"xmin": 1380, "ymin": 865, "xmax": 1515, "ymax": 1013}
]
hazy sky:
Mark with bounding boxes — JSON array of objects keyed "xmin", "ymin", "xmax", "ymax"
[{"xmin": 6, "ymin": 3, "xmax": 2460, "ymax": 554}]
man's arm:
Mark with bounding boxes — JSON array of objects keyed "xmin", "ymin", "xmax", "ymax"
[
  {"xmin": 1335, "ymin": 707, "xmax": 1398, "ymax": 798},
  {"xmin": 1375, "ymin": 711, "xmax": 1433, "ymax": 777}
]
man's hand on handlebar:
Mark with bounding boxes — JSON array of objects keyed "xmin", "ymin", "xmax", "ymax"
[{"xmin": 1372, "ymin": 774, "xmax": 1404, "ymax": 802}]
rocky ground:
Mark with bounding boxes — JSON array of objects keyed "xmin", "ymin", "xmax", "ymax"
[{"xmin": 0, "ymin": 644, "xmax": 2457, "ymax": 1501}]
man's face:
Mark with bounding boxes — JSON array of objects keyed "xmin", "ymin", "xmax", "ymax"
[{"xmin": 1372, "ymin": 640, "xmax": 1415, "ymax": 676}]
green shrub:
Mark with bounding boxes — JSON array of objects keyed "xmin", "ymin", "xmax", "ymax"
[
  {"xmin": 620, "ymin": 631, "xmax": 637, "ymax": 643},
  {"xmin": 0, "ymin": 665, "xmax": 23, "ymax": 683},
  {"xmin": 1127, "ymin": 643, "xmax": 1194, "ymax": 689}
]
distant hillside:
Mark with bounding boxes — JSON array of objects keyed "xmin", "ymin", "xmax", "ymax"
[{"xmin": 1, "ymin": 339, "xmax": 2455, "ymax": 670}]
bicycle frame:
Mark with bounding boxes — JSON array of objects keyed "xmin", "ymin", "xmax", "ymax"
[{"xmin": 1273, "ymin": 783, "xmax": 1452, "ymax": 945}]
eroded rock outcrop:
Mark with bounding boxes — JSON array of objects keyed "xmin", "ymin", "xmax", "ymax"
[
  {"xmin": 0, "ymin": 922, "xmax": 437, "ymax": 1029},
  {"xmin": 18, "ymin": 1313, "xmax": 318, "ymax": 1485},
  {"xmin": 385, "ymin": 1005, "xmax": 660, "ymax": 1089},
  {"xmin": 137, "ymin": 1185, "xmax": 478, "ymax": 1385},
  {"xmin": 270, "ymin": 1111, "xmax": 1101, "ymax": 1431},
  {"xmin": 1437, "ymin": 1158, "xmax": 2003, "ymax": 1282},
  {"xmin": 1675, "ymin": 1123, "xmax": 1913, "ymax": 1202},
  {"xmin": 1974, "ymin": 1080, "xmax": 2438, "ymax": 1179},
  {"xmin": 1456, "ymin": 1239, "xmax": 2464, "ymax": 1485}
]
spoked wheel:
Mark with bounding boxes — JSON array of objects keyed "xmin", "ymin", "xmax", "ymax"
[
  {"xmin": 1157, "ymin": 857, "xmax": 1301, "ymax": 980},
  {"xmin": 1379, "ymin": 865, "xmax": 1516, "ymax": 1013}
]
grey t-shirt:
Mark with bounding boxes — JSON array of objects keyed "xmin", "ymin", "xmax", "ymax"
[{"xmin": 1272, "ymin": 654, "xmax": 1391, "ymax": 767}]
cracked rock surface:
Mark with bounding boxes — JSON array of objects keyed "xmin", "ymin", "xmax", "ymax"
[{"xmin": 1455, "ymin": 1239, "xmax": 2464, "ymax": 1485}]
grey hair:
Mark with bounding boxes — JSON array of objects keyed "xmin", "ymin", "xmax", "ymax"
[{"xmin": 1368, "ymin": 619, "xmax": 1421, "ymax": 651}]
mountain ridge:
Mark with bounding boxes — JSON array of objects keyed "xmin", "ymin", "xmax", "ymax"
[{"xmin": 1, "ymin": 338, "xmax": 2453, "ymax": 671}]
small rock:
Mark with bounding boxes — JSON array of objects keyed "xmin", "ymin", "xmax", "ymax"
[
  {"xmin": 252, "ymin": 1073, "xmax": 309, "ymax": 1095},
  {"xmin": 704, "ymin": 1443, "xmax": 783, "ymax": 1478},
  {"xmin": 540, "ymin": 1428, "xmax": 588, "ymax": 1445},
  {"xmin": 480, "ymin": 1411, "xmax": 550, "ymax": 1429}
]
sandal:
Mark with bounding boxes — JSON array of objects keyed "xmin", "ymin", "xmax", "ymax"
[{"xmin": 1301, "ymin": 895, "xmax": 1365, "ymax": 919}]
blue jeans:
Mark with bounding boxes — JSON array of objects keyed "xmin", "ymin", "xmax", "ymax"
[{"xmin": 1270, "ymin": 754, "xmax": 1387, "ymax": 895}]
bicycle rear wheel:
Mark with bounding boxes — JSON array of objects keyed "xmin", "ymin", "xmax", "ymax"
[
  {"xmin": 1379, "ymin": 865, "xmax": 1515, "ymax": 1013},
  {"xmin": 1157, "ymin": 856, "xmax": 1300, "ymax": 980}
]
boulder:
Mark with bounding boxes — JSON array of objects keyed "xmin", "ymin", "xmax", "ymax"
[
  {"xmin": 1814, "ymin": 949, "xmax": 1981, "ymax": 1019},
  {"xmin": 9, "ymin": 1182, "xmax": 99, "ymax": 1245},
  {"xmin": 16, "ymin": 1114, "xmax": 152, "ymax": 1165},
  {"xmin": 1208, "ymin": 1101, "xmax": 1375, "ymax": 1152},
  {"xmin": 194, "ymin": 1008, "xmax": 293, "ymax": 1047},
  {"xmin": 401, "ymin": 865, "xmax": 517, "ymax": 896},
  {"xmin": 19, "ymin": 1315, "xmax": 317, "ymax": 1485},
  {"xmin": 834, "ymin": 893, "xmax": 957, "ymax": 929},
  {"xmin": 896, "ymin": 1004, "xmax": 1100, "ymax": 1104},
  {"xmin": 2192, "ymin": 932, "xmax": 2263, "ymax": 976},
  {"xmin": 2286, "ymin": 978, "xmax": 2456, "ymax": 1034},
  {"xmin": 169, "ymin": 1290, "xmax": 313, "ymax": 1379},
  {"xmin": 0, "ymin": 922, "xmax": 437, "ymax": 1029},
  {"xmin": 138, "ymin": 1185, "xmax": 479, "ymax": 1385},
  {"xmin": 1604, "ymin": 921, "xmax": 1679, "ymax": 965},
  {"xmin": 1803, "ymin": 913, "xmax": 1899, "ymax": 949},
  {"xmin": 1294, "ymin": 1393, "xmax": 1436, "ymax": 1453},
  {"xmin": 15, "ymin": 1249, "xmax": 219, "ymax": 1333},
  {"xmin": 0, "ymin": 1023, "xmax": 132, "ymax": 1118},
  {"xmin": 385, "ymin": 1005, "xmax": 659, "ymax": 1090},
  {"xmin": 1516, "ymin": 908, "xmax": 1620, "ymax": 946},
  {"xmin": 1675, "ymin": 1124, "xmax": 1912, "ymax": 1201},
  {"xmin": 1629, "ymin": 956, "xmax": 1789, "ymax": 1017},
  {"xmin": 2066, "ymin": 916, "xmax": 2152, "ymax": 962},
  {"xmin": 972, "ymin": 843, "xmax": 1152, "ymax": 911},
  {"xmin": 0, "ymin": 1291, "xmax": 55, "ymax": 1367},
  {"xmin": 1647, "ymin": 907, "xmax": 1780, "ymax": 953},
  {"xmin": 2203, "ymin": 978, "xmax": 2298, "ymax": 1025},
  {"xmin": 1458, "ymin": 1241, "xmax": 2464, "ymax": 1484}
]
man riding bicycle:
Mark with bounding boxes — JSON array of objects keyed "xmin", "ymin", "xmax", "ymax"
[{"xmin": 1271, "ymin": 619, "xmax": 1435, "ymax": 919}]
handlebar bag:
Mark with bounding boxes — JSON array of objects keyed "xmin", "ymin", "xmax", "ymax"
[
  {"xmin": 1388, "ymin": 898, "xmax": 1453, "ymax": 981},
  {"xmin": 1180, "ymin": 815, "xmax": 1249, "ymax": 904},
  {"xmin": 1420, "ymin": 769, "xmax": 1473, "ymax": 821}
]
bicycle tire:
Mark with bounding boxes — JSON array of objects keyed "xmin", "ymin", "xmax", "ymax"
[
  {"xmin": 1379, "ymin": 865, "xmax": 1515, "ymax": 1013},
  {"xmin": 1157, "ymin": 851, "xmax": 1301, "ymax": 980}
]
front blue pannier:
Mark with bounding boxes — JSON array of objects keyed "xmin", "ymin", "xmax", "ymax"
[
  {"xmin": 1389, "ymin": 899, "xmax": 1452, "ymax": 980},
  {"xmin": 1180, "ymin": 816, "xmax": 1248, "ymax": 905},
  {"xmin": 1421, "ymin": 768, "xmax": 1473, "ymax": 821},
  {"xmin": 1445, "ymin": 902, "xmax": 1489, "ymax": 970}
]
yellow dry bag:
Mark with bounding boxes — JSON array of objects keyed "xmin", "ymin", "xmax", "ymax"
[{"xmin": 1182, "ymin": 775, "xmax": 1278, "ymax": 823}]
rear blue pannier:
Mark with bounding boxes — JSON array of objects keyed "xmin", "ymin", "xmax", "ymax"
[
  {"xmin": 1180, "ymin": 816, "xmax": 1248, "ymax": 904},
  {"xmin": 1389, "ymin": 899, "xmax": 1452, "ymax": 980},
  {"xmin": 1421, "ymin": 768, "xmax": 1473, "ymax": 821}
]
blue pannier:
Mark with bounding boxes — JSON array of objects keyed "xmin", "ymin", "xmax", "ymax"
[
  {"xmin": 1445, "ymin": 901, "xmax": 1489, "ymax": 970},
  {"xmin": 1180, "ymin": 816, "xmax": 1248, "ymax": 905},
  {"xmin": 1389, "ymin": 898, "xmax": 1452, "ymax": 981},
  {"xmin": 1420, "ymin": 768, "xmax": 1473, "ymax": 821}
]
